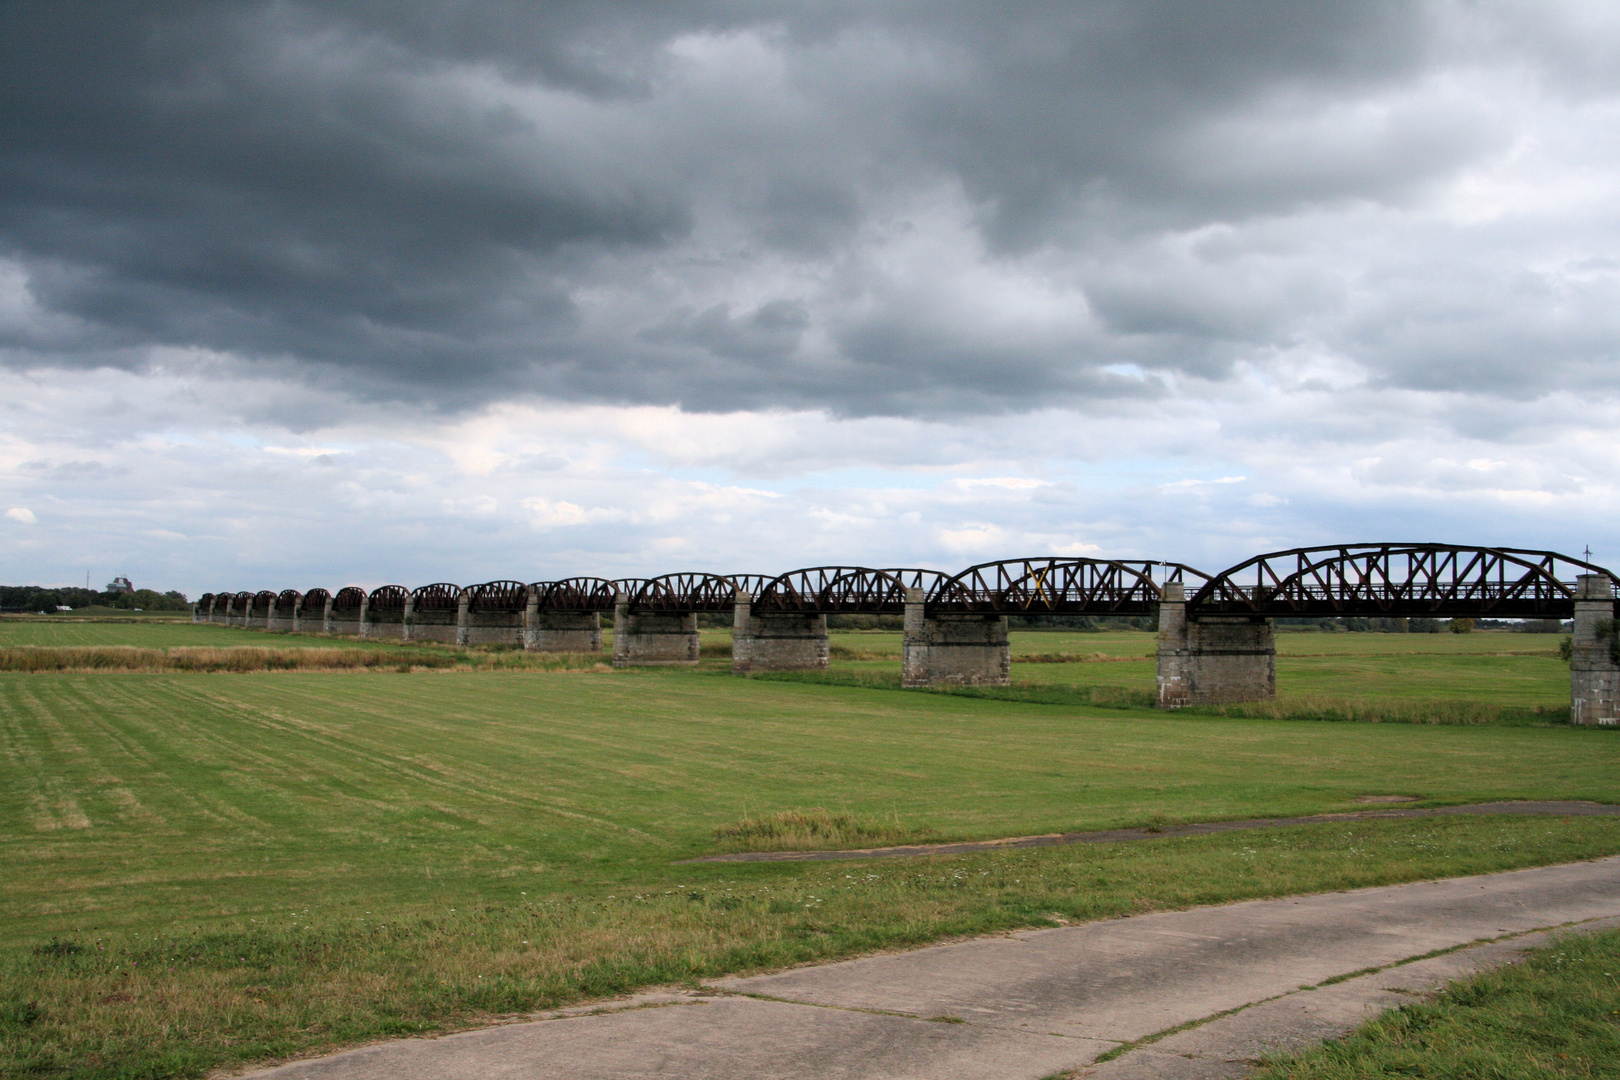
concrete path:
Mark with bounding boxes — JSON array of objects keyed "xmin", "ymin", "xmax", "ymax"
[{"xmin": 242, "ymin": 857, "xmax": 1620, "ymax": 1080}]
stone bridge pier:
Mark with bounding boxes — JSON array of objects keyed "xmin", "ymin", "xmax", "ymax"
[
  {"xmin": 525, "ymin": 610, "xmax": 603, "ymax": 651},
  {"xmin": 300, "ymin": 594, "xmax": 334, "ymax": 635},
  {"xmin": 406, "ymin": 592, "xmax": 465, "ymax": 644},
  {"xmin": 731, "ymin": 592, "xmax": 830, "ymax": 673},
  {"xmin": 524, "ymin": 593, "xmax": 603, "ymax": 652},
  {"xmin": 464, "ymin": 596, "xmax": 521, "ymax": 647},
  {"xmin": 365, "ymin": 599, "xmax": 409, "ymax": 640},
  {"xmin": 902, "ymin": 588, "xmax": 1011, "ymax": 688},
  {"xmin": 267, "ymin": 596, "xmax": 297, "ymax": 633},
  {"xmin": 245, "ymin": 596, "xmax": 270, "ymax": 630},
  {"xmin": 612, "ymin": 593, "xmax": 700, "ymax": 666},
  {"xmin": 1156, "ymin": 583, "xmax": 1276, "ymax": 708},
  {"xmin": 1572, "ymin": 574, "xmax": 1618, "ymax": 726},
  {"xmin": 330, "ymin": 596, "xmax": 364, "ymax": 636}
]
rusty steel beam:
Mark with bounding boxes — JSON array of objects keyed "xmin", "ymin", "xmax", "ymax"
[
  {"xmin": 331, "ymin": 586, "xmax": 366, "ymax": 612},
  {"xmin": 929, "ymin": 558, "xmax": 1206, "ymax": 615},
  {"xmin": 466, "ymin": 580, "xmax": 527, "ymax": 613},
  {"xmin": 533, "ymin": 577, "xmax": 618, "ymax": 611},
  {"xmin": 368, "ymin": 584, "xmax": 410, "ymax": 612},
  {"xmin": 407, "ymin": 582, "xmax": 459, "ymax": 612}
]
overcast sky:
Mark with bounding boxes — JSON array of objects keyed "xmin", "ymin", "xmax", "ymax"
[{"xmin": 4, "ymin": 0, "xmax": 1619, "ymax": 594}]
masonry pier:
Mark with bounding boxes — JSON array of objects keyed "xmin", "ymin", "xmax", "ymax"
[
  {"xmin": 463, "ymin": 584, "xmax": 523, "ymax": 647},
  {"xmin": 524, "ymin": 606, "xmax": 603, "ymax": 652},
  {"xmin": 1571, "ymin": 574, "xmax": 1619, "ymax": 726},
  {"xmin": 731, "ymin": 591, "xmax": 830, "ymax": 673},
  {"xmin": 901, "ymin": 588, "xmax": 1011, "ymax": 687},
  {"xmin": 325, "ymin": 591, "xmax": 360, "ymax": 636},
  {"xmin": 245, "ymin": 592, "xmax": 270, "ymax": 630},
  {"xmin": 299, "ymin": 590, "xmax": 333, "ymax": 635},
  {"xmin": 612, "ymin": 593, "xmax": 700, "ymax": 666},
  {"xmin": 363, "ymin": 587, "xmax": 408, "ymax": 640},
  {"xmin": 268, "ymin": 591, "xmax": 298, "ymax": 633},
  {"xmin": 405, "ymin": 585, "xmax": 461, "ymax": 644},
  {"xmin": 1156, "ymin": 582, "xmax": 1276, "ymax": 707}
]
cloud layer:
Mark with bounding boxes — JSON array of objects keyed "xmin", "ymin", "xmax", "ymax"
[{"xmin": 3, "ymin": 2, "xmax": 1619, "ymax": 589}]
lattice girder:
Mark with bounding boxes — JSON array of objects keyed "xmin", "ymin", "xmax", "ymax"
[{"xmin": 1190, "ymin": 544, "xmax": 1617, "ymax": 618}]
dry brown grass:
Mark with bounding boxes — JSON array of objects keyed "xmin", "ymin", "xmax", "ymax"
[
  {"xmin": 1014, "ymin": 652, "xmax": 1151, "ymax": 664},
  {"xmin": 827, "ymin": 644, "xmax": 890, "ymax": 661},
  {"xmin": 0, "ymin": 646, "xmax": 611, "ymax": 674},
  {"xmin": 712, "ymin": 807, "xmax": 939, "ymax": 852},
  {"xmin": 1200, "ymin": 694, "xmax": 1567, "ymax": 725}
]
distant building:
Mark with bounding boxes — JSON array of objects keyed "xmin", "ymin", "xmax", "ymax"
[{"xmin": 105, "ymin": 576, "xmax": 134, "ymax": 593}]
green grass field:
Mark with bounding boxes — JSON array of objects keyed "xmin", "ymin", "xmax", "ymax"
[{"xmin": 2, "ymin": 620, "xmax": 1615, "ymax": 1078}]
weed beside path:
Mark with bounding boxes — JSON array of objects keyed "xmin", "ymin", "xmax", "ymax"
[{"xmin": 1254, "ymin": 926, "xmax": 1620, "ymax": 1079}]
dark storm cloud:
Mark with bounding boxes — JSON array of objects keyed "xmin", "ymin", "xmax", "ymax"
[{"xmin": 1, "ymin": 1, "xmax": 1615, "ymax": 415}]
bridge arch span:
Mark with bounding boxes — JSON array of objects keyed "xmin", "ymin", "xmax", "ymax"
[
  {"xmin": 1190, "ymin": 544, "xmax": 1615, "ymax": 618},
  {"xmin": 751, "ymin": 566, "xmax": 915, "ymax": 614},
  {"xmin": 535, "ymin": 578, "xmax": 617, "ymax": 612},
  {"xmin": 931, "ymin": 557, "xmax": 1207, "ymax": 616}
]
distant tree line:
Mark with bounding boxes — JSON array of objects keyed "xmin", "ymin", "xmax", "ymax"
[
  {"xmin": 1275, "ymin": 616, "xmax": 1568, "ymax": 633},
  {"xmin": 0, "ymin": 585, "xmax": 190, "ymax": 612}
]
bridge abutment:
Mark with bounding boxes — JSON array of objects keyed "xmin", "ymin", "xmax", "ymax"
[
  {"xmin": 612, "ymin": 595, "xmax": 700, "ymax": 666},
  {"xmin": 1156, "ymin": 584, "xmax": 1276, "ymax": 707},
  {"xmin": 1571, "ymin": 574, "xmax": 1618, "ymax": 726},
  {"xmin": 732, "ymin": 592, "xmax": 829, "ymax": 673},
  {"xmin": 902, "ymin": 588, "xmax": 1011, "ymax": 687}
]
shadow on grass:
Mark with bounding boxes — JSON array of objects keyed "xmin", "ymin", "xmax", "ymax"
[{"xmin": 745, "ymin": 670, "xmax": 1580, "ymax": 726}]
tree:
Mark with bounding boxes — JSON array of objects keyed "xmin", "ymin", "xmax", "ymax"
[{"xmin": 1448, "ymin": 617, "xmax": 1474, "ymax": 634}]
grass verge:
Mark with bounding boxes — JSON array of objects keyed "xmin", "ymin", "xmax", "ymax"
[
  {"xmin": 1253, "ymin": 926, "xmax": 1620, "ymax": 1078},
  {"xmin": 4, "ymin": 816, "xmax": 1619, "ymax": 1080}
]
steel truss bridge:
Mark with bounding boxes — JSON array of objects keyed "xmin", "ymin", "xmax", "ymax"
[{"xmin": 200, "ymin": 545, "xmax": 1614, "ymax": 622}]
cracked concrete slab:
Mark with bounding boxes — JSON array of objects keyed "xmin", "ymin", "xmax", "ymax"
[
  {"xmin": 1078, "ymin": 920, "xmax": 1620, "ymax": 1078},
  {"xmin": 240, "ymin": 856, "xmax": 1620, "ymax": 1080},
  {"xmin": 236, "ymin": 995, "xmax": 1101, "ymax": 1080},
  {"xmin": 714, "ymin": 857, "xmax": 1620, "ymax": 1043}
]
